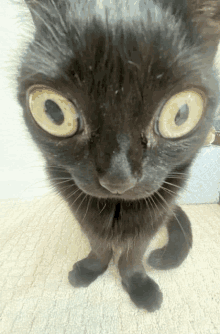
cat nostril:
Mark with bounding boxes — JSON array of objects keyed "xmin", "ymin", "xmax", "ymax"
[{"xmin": 99, "ymin": 178, "xmax": 136, "ymax": 194}]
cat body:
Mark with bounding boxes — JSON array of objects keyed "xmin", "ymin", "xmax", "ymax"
[{"xmin": 17, "ymin": 0, "xmax": 220, "ymax": 311}]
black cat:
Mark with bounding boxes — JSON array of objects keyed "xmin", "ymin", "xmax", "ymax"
[{"xmin": 16, "ymin": 0, "xmax": 220, "ymax": 312}]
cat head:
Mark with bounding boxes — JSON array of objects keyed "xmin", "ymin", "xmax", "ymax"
[{"xmin": 17, "ymin": 0, "xmax": 219, "ymax": 200}]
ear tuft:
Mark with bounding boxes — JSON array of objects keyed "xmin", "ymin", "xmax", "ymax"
[
  {"xmin": 24, "ymin": 0, "xmax": 50, "ymax": 28},
  {"xmin": 23, "ymin": 0, "xmax": 69, "ymax": 34}
]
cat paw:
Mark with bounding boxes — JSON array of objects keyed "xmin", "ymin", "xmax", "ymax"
[
  {"xmin": 68, "ymin": 258, "xmax": 108, "ymax": 288},
  {"xmin": 148, "ymin": 248, "xmax": 183, "ymax": 270},
  {"xmin": 122, "ymin": 273, "xmax": 163, "ymax": 312}
]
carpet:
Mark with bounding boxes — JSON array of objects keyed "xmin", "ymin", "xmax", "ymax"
[{"xmin": 0, "ymin": 194, "xmax": 219, "ymax": 334}]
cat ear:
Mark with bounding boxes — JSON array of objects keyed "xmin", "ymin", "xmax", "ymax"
[
  {"xmin": 24, "ymin": 0, "xmax": 50, "ymax": 28},
  {"xmin": 24, "ymin": 0, "xmax": 66, "ymax": 30},
  {"xmin": 155, "ymin": 0, "xmax": 188, "ymax": 20}
]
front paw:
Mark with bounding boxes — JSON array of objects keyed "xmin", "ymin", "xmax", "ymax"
[
  {"xmin": 122, "ymin": 273, "xmax": 163, "ymax": 312},
  {"xmin": 68, "ymin": 258, "xmax": 108, "ymax": 288}
]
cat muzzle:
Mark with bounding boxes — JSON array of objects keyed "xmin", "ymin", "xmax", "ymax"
[{"xmin": 99, "ymin": 178, "xmax": 137, "ymax": 195}]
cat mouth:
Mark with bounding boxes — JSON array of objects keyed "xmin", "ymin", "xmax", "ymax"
[
  {"xmin": 64, "ymin": 168, "xmax": 164, "ymax": 201},
  {"xmin": 53, "ymin": 166, "xmax": 178, "ymax": 202},
  {"xmin": 72, "ymin": 177, "xmax": 158, "ymax": 201}
]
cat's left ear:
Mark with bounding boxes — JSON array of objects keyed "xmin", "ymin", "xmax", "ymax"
[
  {"xmin": 24, "ymin": 0, "xmax": 66, "ymax": 30},
  {"xmin": 24, "ymin": 0, "xmax": 49, "ymax": 28}
]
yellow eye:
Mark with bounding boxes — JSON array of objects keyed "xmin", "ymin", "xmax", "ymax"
[
  {"xmin": 27, "ymin": 85, "xmax": 79, "ymax": 137},
  {"xmin": 158, "ymin": 90, "xmax": 206, "ymax": 139}
]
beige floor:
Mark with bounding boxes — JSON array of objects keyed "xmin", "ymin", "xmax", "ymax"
[{"xmin": 0, "ymin": 193, "xmax": 220, "ymax": 334}]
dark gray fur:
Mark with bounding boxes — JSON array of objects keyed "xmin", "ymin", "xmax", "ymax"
[{"xmin": 16, "ymin": 0, "xmax": 219, "ymax": 311}]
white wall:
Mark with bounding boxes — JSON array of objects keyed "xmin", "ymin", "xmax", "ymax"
[
  {"xmin": 177, "ymin": 146, "xmax": 220, "ymax": 205},
  {"xmin": 0, "ymin": 0, "xmax": 219, "ymax": 203},
  {"xmin": 0, "ymin": 0, "xmax": 49, "ymax": 199}
]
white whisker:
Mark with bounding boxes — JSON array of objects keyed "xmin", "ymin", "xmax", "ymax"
[
  {"xmin": 99, "ymin": 202, "xmax": 107, "ymax": 215},
  {"xmin": 55, "ymin": 183, "xmax": 77, "ymax": 194},
  {"xmin": 160, "ymin": 186, "xmax": 177, "ymax": 196},
  {"xmin": 144, "ymin": 198, "xmax": 154, "ymax": 228},
  {"xmin": 82, "ymin": 196, "xmax": 92, "ymax": 223},
  {"xmin": 149, "ymin": 194, "xmax": 161, "ymax": 218},
  {"xmin": 76, "ymin": 194, "xmax": 88, "ymax": 214},
  {"xmin": 50, "ymin": 178, "xmax": 73, "ymax": 186},
  {"xmin": 163, "ymin": 181, "xmax": 183, "ymax": 189},
  {"xmin": 155, "ymin": 190, "xmax": 191, "ymax": 248},
  {"xmin": 69, "ymin": 191, "xmax": 85, "ymax": 210},
  {"xmin": 168, "ymin": 172, "xmax": 188, "ymax": 177},
  {"xmin": 65, "ymin": 188, "xmax": 82, "ymax": 202}
]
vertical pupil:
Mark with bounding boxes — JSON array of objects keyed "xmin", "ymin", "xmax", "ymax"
[
  {"xmin": 44, "ymin": 99, "xmax": 64, "ymax": 125},
  {"xmin": 175, "ymin": 104, "xmax": 189, "ymax": 126}
]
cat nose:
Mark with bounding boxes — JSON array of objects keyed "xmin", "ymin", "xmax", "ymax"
[{"xmin": 99, "ymin": 176, "xmax": 136, "ymax": 194}]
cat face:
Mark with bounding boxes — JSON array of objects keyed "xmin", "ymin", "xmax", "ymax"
[{"xmin": 17, "ymin": 0, "xmax": 218, "ymax": 201}]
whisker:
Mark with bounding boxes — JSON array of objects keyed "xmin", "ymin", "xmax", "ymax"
[
  {"xmin": 149, "ymin": 194, "xmax": 162, "ymax": 218},
  {"xmin": 48, "ymin": 177, "xmax": 74, "ymax": 185},
  {"xmin": 106, "ymin": 208, "xmax": 115, "ymax": 233},
  {"xmin": 169, "ymin": 171, "xmax": 188, "ymax": 175},
  {"xmin": 65, "ymin": 188, "xmax": 82, "ymax": 202},
  {"xmin": 69, "ymin": 191, "xmax": 85, "ymax": 210},
  {"xmin": 54, "ymin": 183, "xmax": 77, "ymax": 194},
  {"xmin": 99, "ymin": 202, "xmax": 107, "ymax": 215},
  {"xmin": 38, "ymin": 196, "xmax": 65, "ymax": 223},
  {"xmin": 167, "ymin": 176, "xmax": 188, "ymax": 180},
  {"xmin": 168, "ymin": 173, "xmax": 188, "ymax": 177},
  {"xmin": 155, "ymin": 190, "xmax": 191, "ymax": 249},
  {"xmin": 49, "ymin": 178, "xmax": 73, "ymax": 186},
  {"xmin": 163, "ymin": 181, "xmax": 183, "ymax": 189},
  {"xmin": 160, "ymin": 186, "xmax": 178, "ymax": 196},
  {"xmin": 76, "ymin": 194, "xmax": 88, "ymax": 214},
  {"xmin": 82, "ymin": 196, "xmax": 92, "ymax": 223},
  {"xmin": 12, "ymin": 165, "xmax": 68, "ymax": 175},
  {"xmin": 144, "ymin": 198, "xmax": 154, "ymax": 228},
  {"xmin": 9, "ymin": 178, "xmax": 58, "ymax": 204},
  {"xmin": 146, "ymin": 195, "xmax": 158, "ymax": 220},
  {"xmin": 162, "ymin": 181, "xmax": 191, "ymax": 195},
  {"xmin": 45, "ymin": 166, "xmax": 67, "ymax": 170}
]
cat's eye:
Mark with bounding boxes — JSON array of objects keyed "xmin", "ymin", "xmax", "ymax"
[
  {"xmin": 27, "ymin": 85, "xmax": 79, "ymax": 137},
  {"xmin": 157, "ymin": 90, "xmax": 206, "ymax": 139}
]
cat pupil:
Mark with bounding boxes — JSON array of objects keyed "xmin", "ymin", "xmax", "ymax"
[
  {"xmin": 44, "ymin": 99, "xmax": 64, "ymax": 125},
  {"xmin": 175, "ymin": 104, "xmax": 189, "ymax": 126}
]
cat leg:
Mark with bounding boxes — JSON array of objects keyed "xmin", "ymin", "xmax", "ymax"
[
  {"xmin": 148, "ymin": 206, "xmax": 192, "ymax": 270},
  {"xmin": 118, "ymin": 240, "xmax": 163, "ymax": 312},
  {"xmin": 68, "ymin": 240, "xmax": 113, "ymax": 288}
]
